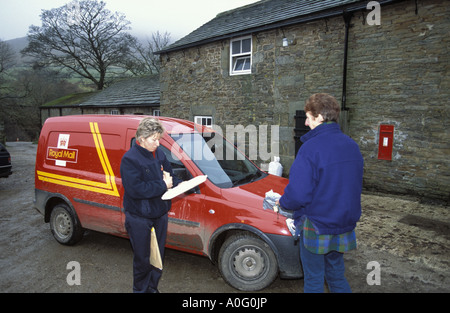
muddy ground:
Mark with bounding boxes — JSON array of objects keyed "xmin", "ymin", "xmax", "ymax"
[{"xmin": 0, "ymin": 142, "xmax": 448, "ymax": 293}]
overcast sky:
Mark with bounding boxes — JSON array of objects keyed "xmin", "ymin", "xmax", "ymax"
[{"xmin": 0, "ymin": 0, "xmax": 260, "ymax": 41}]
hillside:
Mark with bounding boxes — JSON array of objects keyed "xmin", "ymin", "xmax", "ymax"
[
  {"xmin": 5, "ymin": 36, "xmax": 28, "ymax": 51},
  {"xmin": 4, "ymin": 37, "xmax": 33, "ymax": 66}
]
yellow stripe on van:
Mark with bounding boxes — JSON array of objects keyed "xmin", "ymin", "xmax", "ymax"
[
  {"xmin": 37, "ymin": 122, "xmax": 120, "ymax": 197},
  {"xmin": 90, "ymin": 122, "xmax": 119, "ymax": 196}
]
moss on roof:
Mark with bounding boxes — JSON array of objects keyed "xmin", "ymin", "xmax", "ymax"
[{"xmin": 41, "ymin": 91, "xmax": 98, "ymax": 107}]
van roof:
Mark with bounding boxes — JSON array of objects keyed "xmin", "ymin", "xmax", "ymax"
[{"xmin": 43, "ymin": 115, "xmax": 210, "ymax": 134}]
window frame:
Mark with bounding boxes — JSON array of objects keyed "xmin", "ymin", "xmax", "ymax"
[
  {"xmin": 194, "ymin": 116, "xmax": 213, "ymax": 128},
  {"xmin": 230, "ymin": 36, "xmax": 252, "ymax": 76}
]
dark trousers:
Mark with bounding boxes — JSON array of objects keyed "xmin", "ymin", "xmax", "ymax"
[
  {"xmin": 299, "ymin": 232, "xmax": 351, "ymax": 293},
  {"xmin": 125, "ymin": 212, "xmax": 168, "ymax": 293}
]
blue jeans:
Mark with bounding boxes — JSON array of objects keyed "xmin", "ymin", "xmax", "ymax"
[{"xmin": 299, "ymin": 233, "xmax": 352, "ymax": 293}]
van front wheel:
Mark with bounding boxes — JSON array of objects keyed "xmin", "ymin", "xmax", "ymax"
[
  {"xmin": 218, "ymin": 233, "xmax": 278, "ymax": 291},
  {"xmin": 50, "ymin": 203, "xmax": 84, "ymax": 245}
]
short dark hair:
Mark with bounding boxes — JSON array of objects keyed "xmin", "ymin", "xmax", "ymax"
[{"xmin": 304, "ymin": 93, "xmax": 340, "ymax": 122}]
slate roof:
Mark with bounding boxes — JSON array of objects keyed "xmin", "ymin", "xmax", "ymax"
[
  {"xmin": 157, "ymin": 0, "xmax": 400, "ymax": 54},
  {"xmin": 41, "ymin": 91, "xmax": 98, "ymax": 107},
  {"xmin": 80, "ymin": 75, "xmax": 159, "ymax": 107}
]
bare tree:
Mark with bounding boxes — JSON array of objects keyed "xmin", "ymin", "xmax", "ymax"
[
  {"xmin": 0, "ymin": 39, "xmax": 19, "ymax": 100},
  {"xmin": 0, "ymin": 39, "xmax": 15, "ymax": 74},
  {"xmin": 21, "ymin": 0, "xmax": 136, "ymax": 90},
  {"xmin": 126, "ymin": 31, "xmax": 172, "ymax": 75}
]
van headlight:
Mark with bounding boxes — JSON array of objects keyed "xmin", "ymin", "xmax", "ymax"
[{"xmin": 285, "ymin": 218, "xmax": 296, "ymax": 237}]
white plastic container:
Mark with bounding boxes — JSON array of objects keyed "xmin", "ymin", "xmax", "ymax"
[{"xmin": 268, "ymin": 156, "xmax": 283, "ymax": 176}]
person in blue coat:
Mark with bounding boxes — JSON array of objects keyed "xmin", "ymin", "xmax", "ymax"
[
  {"xmin": 279, "ymin": 93, "xmax": 364, "ymax": 293},
  {"xmin": 120, "ymin": 117, "xmax": 180, "ymax": 293}
]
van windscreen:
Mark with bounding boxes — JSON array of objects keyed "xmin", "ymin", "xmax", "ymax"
[{"xmin": 170, "ymin": 132, "xmax": 265, "ymax": 188}]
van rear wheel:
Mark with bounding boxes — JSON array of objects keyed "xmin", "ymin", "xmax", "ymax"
[
  {"xmin": 50, "ymin": 203, "xmax": 84, "ymax": 245},
  {"xmin": 218, "ymin": 233, "xmax": 278, "ymax": 291}
]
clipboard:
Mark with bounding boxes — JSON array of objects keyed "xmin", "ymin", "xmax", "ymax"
[{"xmin": 161, "ymin": 175, "xmax": 207, "ymax": 200}]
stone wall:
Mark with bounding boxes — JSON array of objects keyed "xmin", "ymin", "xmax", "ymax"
[
  {"xmin": 159, "ymin": 0, "xmax": 449, "ymax": 201},
  {"xmin": 347, "ymin": 0, "xmax": 449, "ymax": 199}
]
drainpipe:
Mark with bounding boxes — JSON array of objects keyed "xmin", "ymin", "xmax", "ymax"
[
  {"xmin": 342, "ymin": 11, "xmax": 353, "ymax": 112},
  {"xmin": 340, "ymin": 11, "xmax": 353, "ymax": 134}
]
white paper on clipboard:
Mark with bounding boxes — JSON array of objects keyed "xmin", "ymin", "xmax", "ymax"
[{"xmin": 161, "ymin": 175, "xmax": 207, "ymax": 200}]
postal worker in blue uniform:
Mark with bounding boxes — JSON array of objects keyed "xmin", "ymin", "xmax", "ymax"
[{"xmin": 120, "ymin": 117, "xmax": 180, "ymax": 293}]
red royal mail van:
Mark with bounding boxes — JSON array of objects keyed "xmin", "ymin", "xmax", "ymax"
[{"xmin": 34, "ymin": 115, "xmax": 302, "ymax": 290}]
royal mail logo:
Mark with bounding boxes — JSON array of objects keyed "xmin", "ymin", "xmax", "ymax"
[
  {"xmin": 58, "ymin": 134, "xmax": 70, "ymax": 149},
  {"xmin": 38, "ymin": 122, "xmax": 119, "ymax": 197},
  {"xmin": 59, "ymin": 138, "xmax": 67, "ymax": 148},
  {"xmin": 47, "ymin": 147, "xmax": 78, "ymax": 163}
]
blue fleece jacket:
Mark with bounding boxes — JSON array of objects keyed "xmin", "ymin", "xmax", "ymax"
[
  {"xmin": 279, "ymin": 123, "xmax": 363, "ymax": 235},
  {"xmin": 120, "ymin": 144, "xmax": 180, "ymax": 219}
]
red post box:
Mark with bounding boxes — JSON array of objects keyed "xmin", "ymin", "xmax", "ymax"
[{"xmin": 378, "ymin": 124, "xmax": 394, "ymax": 161}]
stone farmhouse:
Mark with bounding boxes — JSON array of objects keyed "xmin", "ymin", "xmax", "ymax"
[{"xmin": 155, "ymin": 0, "xmax": 449, "ymax": 201}]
